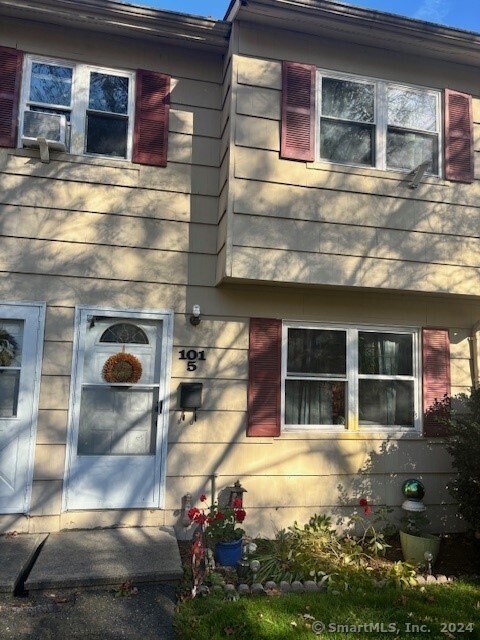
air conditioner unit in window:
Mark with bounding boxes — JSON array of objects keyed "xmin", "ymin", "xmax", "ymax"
[{"xmin": 21, "ymin": 111, "xmax": 67, "ymax": 152}]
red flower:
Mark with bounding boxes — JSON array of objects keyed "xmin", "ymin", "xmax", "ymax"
[
  {"xmin": 206, "ymin": 516, "xmax": 213, "ymax": 524},
  {"xmin": 359, "ymin": 498, "xmax": 368, "ymax": 507},
  {"xmin": 187, "ymin": 507, "xmax": 200, "ymax": 520},
  {"xmin": 234, "ymin": 508, "xmax": 246, "ymax": 523},
  {"xmin": 215, "ymin": 512, "xmax": 224, "ymax": 520},
  {"xmin": 194, "ymin": 513, "xmax": 207, "ymax": 525},
  {"xmin": 199, "ymin": 494, "xmax": 207, "ymax": 502},
  {"xmin": 233, "ymin": 497, "xmax": 243, "ymax": 508},
  {"xmin": 364, "ymin": 506, "xmax": 372, "ymax": 515}
]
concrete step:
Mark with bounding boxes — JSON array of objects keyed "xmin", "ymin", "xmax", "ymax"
[
  {"xmin": 0, "ymin": 533, "xmax": 47, "ymax": 595},
  {"xmin": 1, "ymin": 527, "xmax": 183, "ymax": 594}
]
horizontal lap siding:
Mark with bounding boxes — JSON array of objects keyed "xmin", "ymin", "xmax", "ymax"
[
  {"xmin": 164, "ymin": 442, "xmax": 463, "ymax": 533},
  {"xmin": 2, "ymin": 20, "xmax": 478, "ymax": 536},
  {"xmin": 0, "ymin": 206, "xmax": 216, "ymax": 253},
  {"xmin": 0, "ymin": 236, "xmax": 217, "ymax": 286},
  {"xmin": 225, "ymin": 52, "xmax": 480, "ymax": 294},
  {"xmin": 0, "ymin": 21, "xmax": 224, "ymax": 533}
]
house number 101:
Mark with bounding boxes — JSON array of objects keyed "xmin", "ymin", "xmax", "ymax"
[{"xmin": 179, "ymin": 349, "xmax": 206, "ymax": 371}]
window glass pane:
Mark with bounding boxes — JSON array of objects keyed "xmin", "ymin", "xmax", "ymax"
[
  {"xmin": 322, "ymin": 78, "xmax": 374, "ymax": 123},
  {"xmin": 78, "ymin": 387, "xmax": 157, "ymax": 455},
  {"xmin": 387, "ymin": 129, "xmax": 438, "ymax": 173},
  {"xmin": 85, "ymin": 114, "xmax": 128, "ymax": 157},
  {"xmin": 89, "ymin": 72, "xmax": 129, "ymax": 114},
  {"xmin": 30, "ymin": 106, "xmax": 71, "ymax": 121},
  {"xmin": 321, "ymin": 120, "xmax": 373, "ymax": 165},
  {"xmin": 30, "ymin": 63, "xmax": 72, "ymax": 106},
  {"xmin": 0, "ymin": 322, "xmax": 23, "ymax": 367},
  {"xmin": 359, "ymin": 332, "xmax": 412, "ymax": 375},
  {"xmin": 0, "ymin": 371, "xmax": 20, "ymax": 418},
  {"xmin": 388, "ymin": 87, "xmax": 436, "ymax": 132},
  {"xmin": 285, "ymin": 380, "xmax": 346, "ymax": 425},
  {"xmin": 288, "ymin": 329, "xmax": 346, "ymax": 375},
  {"xmin": 99, "ymin": 323, "xmax": 149, "ymax": 344},
  {"xmin": 359, "ymin": 380, "xmax": 414, "ymax": 427}
]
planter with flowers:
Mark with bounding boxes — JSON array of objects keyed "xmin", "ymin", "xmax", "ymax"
[{"xmin": 188, "ymin": 494, "xmax": 246, "ymax": 567}]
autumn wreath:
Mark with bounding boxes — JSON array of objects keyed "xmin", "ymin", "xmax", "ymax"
[
  {"xmin": 0, "ymin": 329, "xmax": 18, "ymax": 367},
  {"xmin": 102, "ymin": 352, "xmax": 142, "ymax": 384}
]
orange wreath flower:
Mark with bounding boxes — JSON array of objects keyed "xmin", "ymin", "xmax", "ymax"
[{"xmin": 102, "ymin": 352, "xmax": 142, "ymax": 384}]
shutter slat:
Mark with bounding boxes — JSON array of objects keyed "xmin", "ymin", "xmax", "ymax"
[
  {"xmin": 281, "ymin": 61, "xmax": 315, "ymax": 161},
  {"xmin": 247, "ymin": 318, "xmax": 282, "ymax": 437},
  {"xmin": 444, "ymin": 89, "xmax": 473, "ymax": 183},
  {"xmin": 133, "ymin": 69, "xmax": 170, "ymax": 167},
  {"xmin": 423, "ymin": 328, "xmax": 451, "ymax": 437},
  {"xmin": 0, "ymin": 46, "xmax": 23, "ymax": 148}
]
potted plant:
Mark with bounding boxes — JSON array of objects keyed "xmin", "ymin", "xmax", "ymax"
[
  {"xmin": 187, "ymin": 494, "xmax": 246, "ymax": 567},
  {"xmin": 399, "ymin": 512, "xmax": 441, "ymax": 567}
]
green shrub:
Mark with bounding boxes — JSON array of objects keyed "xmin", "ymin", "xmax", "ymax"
[
  {"xmin": 439, "ymin": 390, "xmax": 480, "ymax": 532},
  {"xmin": 250, "ymin": 511, "xmax": 411, "ymax": 591}
]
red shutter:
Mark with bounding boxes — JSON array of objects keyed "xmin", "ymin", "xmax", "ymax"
[
  {"xmin": 281, "ymin": 61, "xmax": 315, "ymax": 162},
  {"xmin": 133, "ymin": 69, "xmax": 170, "ymax": 167},
  {"xmin": 444, "ymin": 89, "xmax": 474, "ymax": 183},
  {"xmin": 247, "ymin": 318, "xmax": 282, "ymax": 437},
  {"xmin": 422, "ymin": 328, "xmax": 451, "ymax": 437},
  {"xmin": 0, "ymin": 46, "xmax": 23, "ymax": 148}
]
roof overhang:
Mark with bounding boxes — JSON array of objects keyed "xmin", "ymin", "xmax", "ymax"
[
  {"xmin": 226, "ymin": 0, "xmax": 480, "ymax": 67},
  {"xmin": 0, "ymin": 0, "xmax": 231, "ymax": 53}
]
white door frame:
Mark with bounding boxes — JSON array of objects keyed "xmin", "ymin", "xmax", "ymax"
[
  {"xmin": 62, "ymin": 305, "xmax": 174, "ymax": 512},
  {"xmin": 0, "ymin": 301, "xmax": 45, "ymax": 514}
]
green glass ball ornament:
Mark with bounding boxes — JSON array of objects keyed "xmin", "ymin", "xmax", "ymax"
[{"xmin": 402, "ymin": 478, "xmax": 425, "ymax": 501}]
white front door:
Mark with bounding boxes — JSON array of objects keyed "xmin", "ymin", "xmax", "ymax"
[
  {"xmin": 0, "ymin": 303, "xmax": 45, "ymax": 514},
  {"xmin": 64, "ymin": 307, "xmax": 173, "ymax": 511}
]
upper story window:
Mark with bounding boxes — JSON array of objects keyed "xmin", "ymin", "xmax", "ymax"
[
  {"xmin": 21, "ymin": 56, "xmax": 135, "ymax": 159},
  {"xmin": 281, "ymin": 61, "xmax": 473, "ymax": 183},
  {"xmin": 318, "ymin": 71, "xmax": 441, "ymax": 175},
  {"xmin": 0, "ymin": 46, "xmax": 170, "ymax": 166},
  {"xmin": 283, "ymin": 323, "xmax": 420, "ymax": 432}
]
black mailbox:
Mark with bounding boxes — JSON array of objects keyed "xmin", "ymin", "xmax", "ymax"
[{"xmin": 178, "ymin": 383, "xmax": 203, "ymax": 422}]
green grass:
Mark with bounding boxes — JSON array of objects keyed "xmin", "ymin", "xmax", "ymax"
[{"xmin": 174, "ymin": 581, "xmax": 480, "ymax": 640}]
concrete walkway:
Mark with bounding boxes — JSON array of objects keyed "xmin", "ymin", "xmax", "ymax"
[
  {"xmin": 0, "ymin": 527, "xmax": 183, "ymax": 594},
  {"xmin": 0, "ymin": 527, "xmax": 182, "ymax": 640}
]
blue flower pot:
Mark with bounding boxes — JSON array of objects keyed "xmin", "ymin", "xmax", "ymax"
[{"xmin": 214, "ymin": 538, "xmax": 243, "ymax": 567}]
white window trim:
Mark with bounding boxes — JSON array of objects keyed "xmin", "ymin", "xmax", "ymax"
[
  {"xmin": 19, "ymin": 55, "xmax": 136, "ymax": 161},
  {"xmin": 315, "ymin": 68, "xmax": 442, "ymax": 177},
  {"xmin": 282, "ymin": 321, "xmax": 422, "ymax": 436}
]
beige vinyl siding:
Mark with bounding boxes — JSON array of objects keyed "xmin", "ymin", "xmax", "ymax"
[
  {"xmin": 3, "ymin": 279, "xmax": 476, "ymax": 533},
  {"xmin": 162, "ymin": 289, "xmax": 478, "ymax": 537},
  {"xmin": 1, "ymin": 14, "xmax": 478, "ymax": 537},
  {"xmin": 216, "ymin": 28, "xmax": 237, "ymax": 285},
  {"xmin": 220, "ymin": 22, "xmax": 480, "ymax": 295},
  {"xmin": 0, "ymin": 18, "xmax": 223, "ymax": 532}
]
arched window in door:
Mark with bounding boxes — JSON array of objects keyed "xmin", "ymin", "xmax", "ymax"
[{"xmin": 99, "ymin": 323, "xmax": 149, "ymax": 345}]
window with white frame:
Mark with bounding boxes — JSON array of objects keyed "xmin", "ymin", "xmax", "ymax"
[
  {"xmin": 283, "ymin": 324, "xmax": 420, "ymax": 431},
  {"xmin": 20, "ymin": 56, "xmax": 135, "ymax": 159},
  {"xmin": 317, "ymin": 70, "xmax": 441, "ymax": 175}
]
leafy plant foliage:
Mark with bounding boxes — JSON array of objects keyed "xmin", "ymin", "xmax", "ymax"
[
  {"xmin": 250, "ymin": 506, "xmax": 412, "ymax": 591},
  {"xmin": 431, "ymin": 391, "xmax": 480, "ymax": 532}
]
